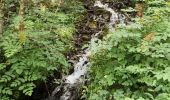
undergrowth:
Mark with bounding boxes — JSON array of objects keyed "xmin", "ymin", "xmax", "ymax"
[
  {"xmin": 85, "ymin": 0, "xmax": 170, "ymax": 100},
  {"xmin": 0, "ymin": 0, "xmax": 84, "ymax": 99}
]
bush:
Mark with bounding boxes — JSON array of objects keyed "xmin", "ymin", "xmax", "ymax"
[
  {"xmin": 85, "ymin": 0, "xmax": 170, "ymax": 100},
  {"xmin": 0, "ymin": 0, "xmax": 84, "ymax": 99}
]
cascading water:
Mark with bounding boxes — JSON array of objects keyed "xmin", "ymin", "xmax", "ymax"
[
  {"xmin": 65, "ymin": 48, "xmax": 90, "ymax": 84},
  {"xmin": 48, "ymin": 1, "xmax": 126, "ymax": 100}
]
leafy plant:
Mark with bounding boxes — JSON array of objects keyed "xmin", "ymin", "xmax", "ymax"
[
  {"xmin": 0, "ymin": 0, "xmax": 84, "ymax": 99},
  {"xmin": 85, "ymin": 0, "xmax": 170, "ymax": 99}
]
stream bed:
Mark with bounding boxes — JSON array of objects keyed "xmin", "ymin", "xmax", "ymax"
[
  {"xmin": 47, "ymin": 1, "xmax": 128, "ymax": 100},
  {"xmin": 25, "ymin": 0, "xmax": 131, "ymax": 100}
]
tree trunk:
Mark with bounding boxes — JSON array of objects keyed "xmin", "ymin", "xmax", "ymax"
[
  {"xmin": 0, "ymin": 0, "xmax": 4, "ymax": 36},
  {"xmin": 19, "ymin": 0, "xmax": 25, "ymax": 31},
  {"xmin": 19, "ymin": 0, "xmax": 24, "ymax": 26},
  {"xmin": 18, "ymin": 0, "xmax": 27, "ymax": 43}
]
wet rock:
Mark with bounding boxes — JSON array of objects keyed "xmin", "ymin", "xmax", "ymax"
[{"xmin": 46, "ymin": 0, "xmax": 133, "ymax": 100}]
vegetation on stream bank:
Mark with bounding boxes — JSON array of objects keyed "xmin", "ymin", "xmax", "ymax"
[
  {"xmin": 0, "ymin": 0, "xmax": 83, "ymax": 99},
  {"xmin": 85, "ymin": 0, "xmax": 170, "ymax": 100},
  {"xmin": 0, "ymin": 0, "xmax": 170, "ymax": 100}
]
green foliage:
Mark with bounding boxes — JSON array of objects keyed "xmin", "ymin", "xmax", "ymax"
[
  {"xmin": 85, "ymin": 0, "xmax": 170, "ymax": 100},
  {"xmin": 0, "ymin": 0, "xmax": 84, "ymax": 99}
]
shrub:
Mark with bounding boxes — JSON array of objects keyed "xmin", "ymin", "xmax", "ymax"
[
  {"xmin": 0, "ymin": 0, "xmax": 84, "ymax": 99},
  {"xmin": 85, "ymin": 0, "xmax": 170, "ymax": 100}
]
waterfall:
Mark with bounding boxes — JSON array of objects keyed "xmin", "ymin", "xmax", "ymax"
[{"xmin": 48, "ymin": 1, "xmax": 125, "ymax": 100}]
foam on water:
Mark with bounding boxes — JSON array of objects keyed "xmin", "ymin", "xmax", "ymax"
[
  {"xmin": 94, "ymin": 1, "xmax": 118, "ymax": 31},
  {"xmin": 65, "ymin": 49, "xmax": 90, "ymax": 84}
]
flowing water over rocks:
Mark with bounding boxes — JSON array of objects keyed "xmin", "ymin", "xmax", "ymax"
[{"xmin": 47, "ymin": 1, "xmax": 128, "ymax": 100}]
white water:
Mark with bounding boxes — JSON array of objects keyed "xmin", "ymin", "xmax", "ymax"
[
  {"xmin": 65, "ymin": 1, "xmax": 122, "ymax": 85},
  {"xmin": 50, "ymin": 1, "xmax": 124, "ymax": 100},
  {"xmin": 94, "ymin": 1, "xmax": 118, "ymax": 31},
  {"xmin": 65, "ymin": 49, "xmax": 90, "ymax": 84}
]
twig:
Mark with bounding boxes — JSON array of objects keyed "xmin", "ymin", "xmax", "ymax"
[{"xmin": 44, "ymin": 81, "xmax": 51, "ymax": 97}]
